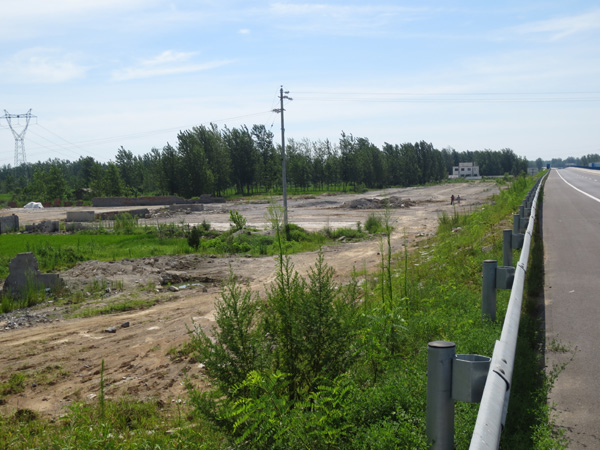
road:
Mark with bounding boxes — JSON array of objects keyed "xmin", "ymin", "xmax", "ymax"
[{"xmin": 544, "ymin": 167, "xmax": 600, "ymax": 449}]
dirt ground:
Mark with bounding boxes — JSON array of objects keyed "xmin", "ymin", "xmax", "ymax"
[{"xmin": 0, "ymin": 181, "xmax": 498, "ymax": 418}]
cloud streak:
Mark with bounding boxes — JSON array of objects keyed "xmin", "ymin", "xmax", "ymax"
[
  {"xmin": 0, "ymin": 48, "xmax": 89, "ymax": 83},
  {"xmin": 111, "ymin": 51, "xmax": 233, "ymax": 81},
  {"xmin": 267, "ymin": 2, "xmax": 432, "ymax": 36},
  {"xmin": 512, "ymin": 9, "xmax": 600, "ymax": 41}
]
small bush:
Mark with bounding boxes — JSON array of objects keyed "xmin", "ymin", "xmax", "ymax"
[
  {"xmin": 187, "ymin": 226, "xmax": 201, "ymax": 250},
  {"xmin": 365, "ymin": 213, "xmax": 383, "ymax": 233},
  {"xmin": 326, "ymin": 227, "xmax": 366, "ymax": 240},
  {"xmin": 229, "ymin": 210, "xmax": 247, "ymax": 231}
]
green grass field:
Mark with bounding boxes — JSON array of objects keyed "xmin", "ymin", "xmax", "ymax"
[{"xmin": 0, "ymin": 233, "xmax": 191, "ymax": 279}]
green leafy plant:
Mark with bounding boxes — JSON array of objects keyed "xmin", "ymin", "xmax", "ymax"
[{"xmin": 229, "ymin": 210, "xmax": 247, "ymax": 232}]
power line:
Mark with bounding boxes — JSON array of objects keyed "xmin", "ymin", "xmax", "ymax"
[
  {"xmin": 0, "ymin": 109, "xmax": 275, "ymax": 165},
  {"xmin": 293, "ymin": 91, "xmax": 600, "ymax": 103}
]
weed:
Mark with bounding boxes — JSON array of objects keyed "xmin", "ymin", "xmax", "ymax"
[
  {"xmin": 114, "ymin": 212, "xmax": 138, "ymax": 234},
  {"xmin": 0, "ymin": 373, "xmax": 26, "ymax": 396}
]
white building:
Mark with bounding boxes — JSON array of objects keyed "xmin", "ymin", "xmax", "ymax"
[{"xmin": 452, "ymin": 162, "xmax": 480, "ymax": 178}]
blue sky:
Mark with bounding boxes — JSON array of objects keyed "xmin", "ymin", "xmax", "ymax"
[{"xmin": 1, "ymin": 1, "xmax": 599, "ymax": 166}]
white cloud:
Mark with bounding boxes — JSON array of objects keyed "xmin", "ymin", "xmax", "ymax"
[
  {"xmin": 0, "ymin": 48, "xmax": 88, "ymax": 83},
  {"xmin": 512, "ymin": 9, "xmax": 600, "ymax": 41},
  {"xmin": 239, "ymin": 28, "xmax": 251, "ymax": 34},
  {"xmin": 111, "ymin": 51, "xmax": 233, "ymax": 81},
  {"xmin": 0, "ymin": 0, "xmax": 151, "ymax": 20},
  {"xmin": 268, "ymin": 2, "xmax": 429, "ymax": 35}
]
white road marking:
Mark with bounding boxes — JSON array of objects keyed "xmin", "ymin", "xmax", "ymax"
[{"xmin": 556, "ymin": 170, "xmax": 600, "ymax": 204}]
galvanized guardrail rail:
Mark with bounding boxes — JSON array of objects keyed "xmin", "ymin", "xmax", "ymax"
[{"xmin": 426, "ymin": 173, "xmax": 548, "ymax": 449}]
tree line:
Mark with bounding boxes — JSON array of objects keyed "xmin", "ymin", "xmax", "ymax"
[
  {"xmin": 542, "ymin": 153, "xmax": 600, "ymax": 168},
  {"xmin": 0, "ymin": 124, "xmax": 529, "ymax": 203}
]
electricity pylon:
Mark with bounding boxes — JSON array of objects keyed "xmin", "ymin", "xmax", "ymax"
[{"xmin": 4, "ymin": 109, "xmax": 36, "ymax": 167}]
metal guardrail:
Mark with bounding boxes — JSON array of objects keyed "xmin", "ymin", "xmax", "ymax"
[
  {"xmin": 426, "ymin": 173, "xmax": 548, "ymax": 449},
  {"xmin": 469, "ymin": 173, "xmax": 547, "ymax": 449}
]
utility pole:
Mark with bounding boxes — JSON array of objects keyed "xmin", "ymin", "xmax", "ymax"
[
  {"xmin": 273, "ymin": 86, "xmax": 292, "ymax": 229},
  {"xmin": 4, "ymin": 109, "xmax": 36, "ymax": 167}
]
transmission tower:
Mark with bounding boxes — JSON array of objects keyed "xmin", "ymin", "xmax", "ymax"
[{"xmin": 4, "ymin": 109, "xmax": 36, "ymax": 167}]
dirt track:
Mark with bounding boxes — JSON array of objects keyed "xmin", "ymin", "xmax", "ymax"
[{"xmin": 0, "ymin": 182, "xmax": 498, "ymax": 418}]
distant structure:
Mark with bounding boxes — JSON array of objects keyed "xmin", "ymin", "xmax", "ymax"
[
  {"xmin": 4, "ymin": 109, "xmax": 36, "ymax": 167},
  {"xmin": 451, "ymin": 162, "xmax": 480, "ymax": 179}
]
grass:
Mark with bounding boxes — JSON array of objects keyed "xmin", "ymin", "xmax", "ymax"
[
  {"xmin": 0, "ymin": 234, "xmax": 190, "ymax": 279},
  {"xmin": 69, "ymin": 297, "xmax": 160, "ymax": 318},
  {"xmin": 0, "ymin": 220, "xmax": 370, "ymax": 283}
]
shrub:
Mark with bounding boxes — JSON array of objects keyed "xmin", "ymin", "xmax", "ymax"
[
  {"xmin": 229, "ymin": 210, "xmax": 247, "ymax": 231},
  {"xmin": 326, "ymin": 227, "xmax": 365, "ymax": 240},
  {"xmin": 200, "ymin": 219, "xmax": 211, "ymax": 232},
  {"xmin": 189, "ymin": 271, "xmax": 264, "ymax": 394},
  {"xmin": 187, "ymin": 225, "xmax": 201, "ymax": 250},
  {"xmin": 365, "ymin": 213, "xmax": 383, "ymax": 233}
]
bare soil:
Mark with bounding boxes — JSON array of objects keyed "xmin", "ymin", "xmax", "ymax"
[{"xmin": 0, "ymin": 181, "xmax": 498, "ymax": 418}]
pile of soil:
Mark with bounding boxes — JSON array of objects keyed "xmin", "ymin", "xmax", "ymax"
[
  {"xmin": 341, "ymin": 196, "xmax": 416, "ymax": 209},
  {"xmin": 60, "ymin": 255, "xmax": 225, "ymax": 292}
]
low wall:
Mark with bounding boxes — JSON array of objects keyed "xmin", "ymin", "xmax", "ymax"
[
  {"xmin": 169, "ymin": 204, "xmax": 204, "ymax": 212},
  {"xmin": 92, "ymin": 194, "xmax": 224, "ymax": 207},
  {"xmin": 96, "ymin": 208, "xmax": 150, "ymax": 220},
  {"xmin": 66, "ymin": 211, "xmax": 95, "ymax": 222}
]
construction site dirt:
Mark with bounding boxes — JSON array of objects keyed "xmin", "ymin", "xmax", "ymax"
[{"xmin": 0, "ymin": 181, "xmax": 499, "ymax": 418}]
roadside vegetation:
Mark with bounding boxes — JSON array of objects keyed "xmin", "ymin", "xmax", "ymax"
[{"xmin": 0, "ymin": 173, "xmax": 565, "ymax": 449}]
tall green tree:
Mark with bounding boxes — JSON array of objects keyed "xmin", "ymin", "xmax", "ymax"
[
  {"xmin": 45, "ymin": 164, "xmax": 67, "ymax": 201},
  {"xmin": 159, "ymin": 144, "xmax": 180, "ymax": 195},
  {"xmin": 224, "ymin": 125, "xmax": 258, "ymax": 195},
  {"xmin": 176, "ymin": 130, "xmax": 214, "ymax": 197},
  {"xmin": 252, "ymin": 124, "xmax": 279, "ymax": 191},
  {"xmin": 192, "ymin": 124, "xmax": 231, "ymax": 196}
]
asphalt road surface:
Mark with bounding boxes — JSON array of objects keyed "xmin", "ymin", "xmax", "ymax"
[{"xmin": 544, "ymin": 167, "xmax": 600, "ymax": 449}]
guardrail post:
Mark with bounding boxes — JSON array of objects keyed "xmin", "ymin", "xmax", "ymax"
[
  {"xmin": 512, "ymin": 214, "xmax": 524, "ymax": 248},
  {"xmin": 482, "ymin": 260, "xmax": 497, "ymax": 321},
  {"xmin": 427, "ymin": 341, "xmax": 456, "ymax": 449},
  {"xmin": 502, "ymin": 229, "xmax": 512, "ymax": 267}
]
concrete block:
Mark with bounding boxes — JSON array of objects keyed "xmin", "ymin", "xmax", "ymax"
[
  {"xmin": 169, "ymin": 204, "xmax": 204, "ymax": 212},
  {"xmin": 66, "ymin": 211, "xmax": 95, "ymax": 222},
  {"xmin": 2, "ymin": 253, "xmax": 63, "ymax": 299},
  {"xmin": 0, "ymin": 214, "xmax": 19, "ymax": 233},
  {"xmin": 40, "ymin": 220, "xmax": 59, "ymax": 233}
]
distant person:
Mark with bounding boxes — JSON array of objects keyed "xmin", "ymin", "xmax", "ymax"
[
  {"xmin": 450, "ymin": 194, "xmax": 455, "ymax": 205},
  {"xmin": 456, "ymin": 195, "xmax": 461, "ymax": 204}
]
